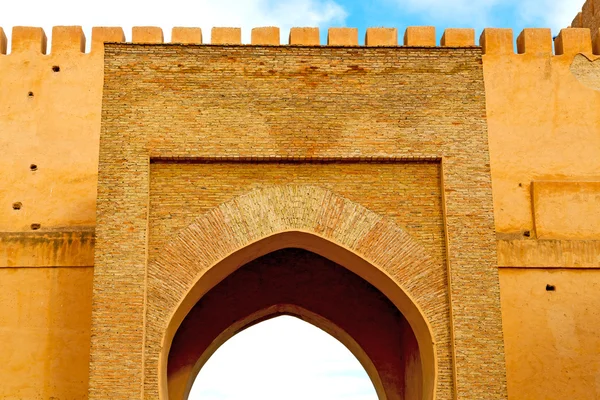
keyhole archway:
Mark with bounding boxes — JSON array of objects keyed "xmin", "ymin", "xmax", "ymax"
[
  {"xmin": 146, "ymin": 186, "xmax": 454, "ymax": 400},
  {"xmin": 189, "ymin": 314, "xmax": 379, "ymax": 400},
  {"xmin": 167, "ymin": 248, "xmax": 423, "ymax": 400}
]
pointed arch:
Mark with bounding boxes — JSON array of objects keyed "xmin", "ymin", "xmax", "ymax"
[
  {"xmin": 143, "ymin": 185, "xmax": 453, "ymax": 399},
  {"xmin": 183, "ymin": 304, "xmax": 387, "ymax": 400}
]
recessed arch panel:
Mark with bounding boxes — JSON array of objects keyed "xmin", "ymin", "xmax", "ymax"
[{"xmin": 142, "ymin": 185, "xmax": 453, "ymax": 400}]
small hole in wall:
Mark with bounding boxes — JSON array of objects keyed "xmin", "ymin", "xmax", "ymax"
[
  {"xmin": 30, "ymin": 164, "xmax": 38, "ymax": 171},
  {"xmin": 28, "ymin": 91, "xmax": 34, "ymax": 97},
  {"xmin": 30, "ymin": 223, "xmax": 41, "ymax": 230},
  {"xmin": 546, "ymin": 284, "xmax": 556, "ymax": 292},
  {"xmin": 12, "ymin": 202, "xmax": 22, "ymax": 210},
  {"xmin": 523, "ymin": 230, "xmax": 531, "ymax": 237},
  {"xmin": 518, "ymin": 183, "xmax": 523, "ymax": 187},
  {"xmin": 52, "ymin": 65, "xmax": 60, "ymax": 72}
]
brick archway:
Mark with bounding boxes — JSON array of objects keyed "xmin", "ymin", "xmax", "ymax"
[
  {"xmin": 175, "ymin": 303, "xmax": 391, "ymax": 400},
  {"xmin": 143, "ymin": 185, "xmax": 453, "ymax": 400}
]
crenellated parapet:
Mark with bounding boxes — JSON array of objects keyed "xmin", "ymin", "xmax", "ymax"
[
  {"xmin": 1, "ymin": 26, "xmax": 124, "ymax": 54},
  {"xmin": 481, "ymin": 27, "xmax": 598, "ymax": 56},
  {"xmin": 0, "ymin": 25, "xmax": 470, "ymax": 52},
  {"xmin": 0, "ymin": 25, "xmax": 599, "ymax": 56}
]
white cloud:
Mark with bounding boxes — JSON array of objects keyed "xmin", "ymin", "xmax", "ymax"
[
  {"xmin": 189, "ymin": 316, "xmax": 377, "ymax": 400},
  {"xmin": 391, "ymin": 0, "xmax": 499, "ymax": 26},
  {"xmin": 1, "ymin": 0, "xmax": 347, "ymax": 51},
  {"xmin": 517, "ymin": 0, "xmax": 583, "ymax": 31},
  {"xmin": 387, "ymin": 0, "xmax": 583, "ymax": 32}
]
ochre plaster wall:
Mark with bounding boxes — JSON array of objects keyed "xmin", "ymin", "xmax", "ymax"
[
  {"xmin": 499, "ymin": 268, "xmax": 600, "ymax": 400},
  {"xmin": 0, "ymin": 27, "xmax": 117, "ymax": 399},
  {"xmin": 482, "ymin": 27, "xmax": 600, "ymax": 399},
  {"xmin": 0, "ymin": 19, "xmax": 599, "ymax": 399},
  {"xmin": 0, "ymin": 27, "xmax": 116, "ymax": 233},
  {"xmin": 0, "ymin": 267, "xmax": 93, "ymax": 399},
  {"xmin": 482, "ymin": 28, "xmax": 600, "ymax": 239}
]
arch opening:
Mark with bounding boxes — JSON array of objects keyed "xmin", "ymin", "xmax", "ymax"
[
  {"xmin": 166, "ymin": 247, "xmax": 427, "ymax": 400},
  {"xmin": 189, "ymin": 314, "xmax": 379, "ymax": 400}
]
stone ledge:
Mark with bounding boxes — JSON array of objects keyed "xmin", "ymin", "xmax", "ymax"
[
  {"xmin": 0, "ymin": 230, "xmax": 95, "ymax": 267},
  {"xmin": 498, "ymin": 239, "xmax": 600, "ymax": 268}
]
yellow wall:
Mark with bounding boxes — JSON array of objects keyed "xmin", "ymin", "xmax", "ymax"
[
  {"xmin": 0, "ymin": 26, "xmax": 109, "ymax": 399},
  {"xmin": 500, "ymin": 268, "xmax": 600, "ymax": 399},
  {"xmin": 0, "ymin": 267, "xmax": 93, "ymax": 399},
  {"xmin": 1, "ymin": 23, "xmax": 600, "ymax": 399},
  {"xmin": 482, "ymin": 27, "xmax": 600, "ymax": 399},
  {"xmin": 0, "ymin": 27, "xmax": 120, "ymax": 233},
  {"xmin": 482, "ymin": 28, "xmax": 600, "ymax": 237}
]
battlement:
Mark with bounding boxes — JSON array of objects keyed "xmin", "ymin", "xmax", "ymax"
[{"xmin": 1, "ymin": 25, "xmax": 600, "ymax": 56}]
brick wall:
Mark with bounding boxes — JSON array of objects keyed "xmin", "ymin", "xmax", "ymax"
[{"xmin": 91, "ymin": 43, "xmax": 506, "ymax": 399}]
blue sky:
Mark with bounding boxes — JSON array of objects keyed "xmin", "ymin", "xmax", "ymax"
[
  {"xmin": 341, "ymin": 0, "xmax": 582, "ymax": 43},
  {"xmin": 1, "ymin": 0, "xmax": 586, "ymax": 50}
]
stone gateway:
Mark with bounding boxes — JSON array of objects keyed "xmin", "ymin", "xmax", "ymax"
[{"xmin": 1, "ymin": 1, "xmax": 600, "ymax": 399}]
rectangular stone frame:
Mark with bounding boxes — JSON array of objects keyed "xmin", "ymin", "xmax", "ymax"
[{"xmin": 90, "ymin": 43, "xmax": 507, "ymax": 399}]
